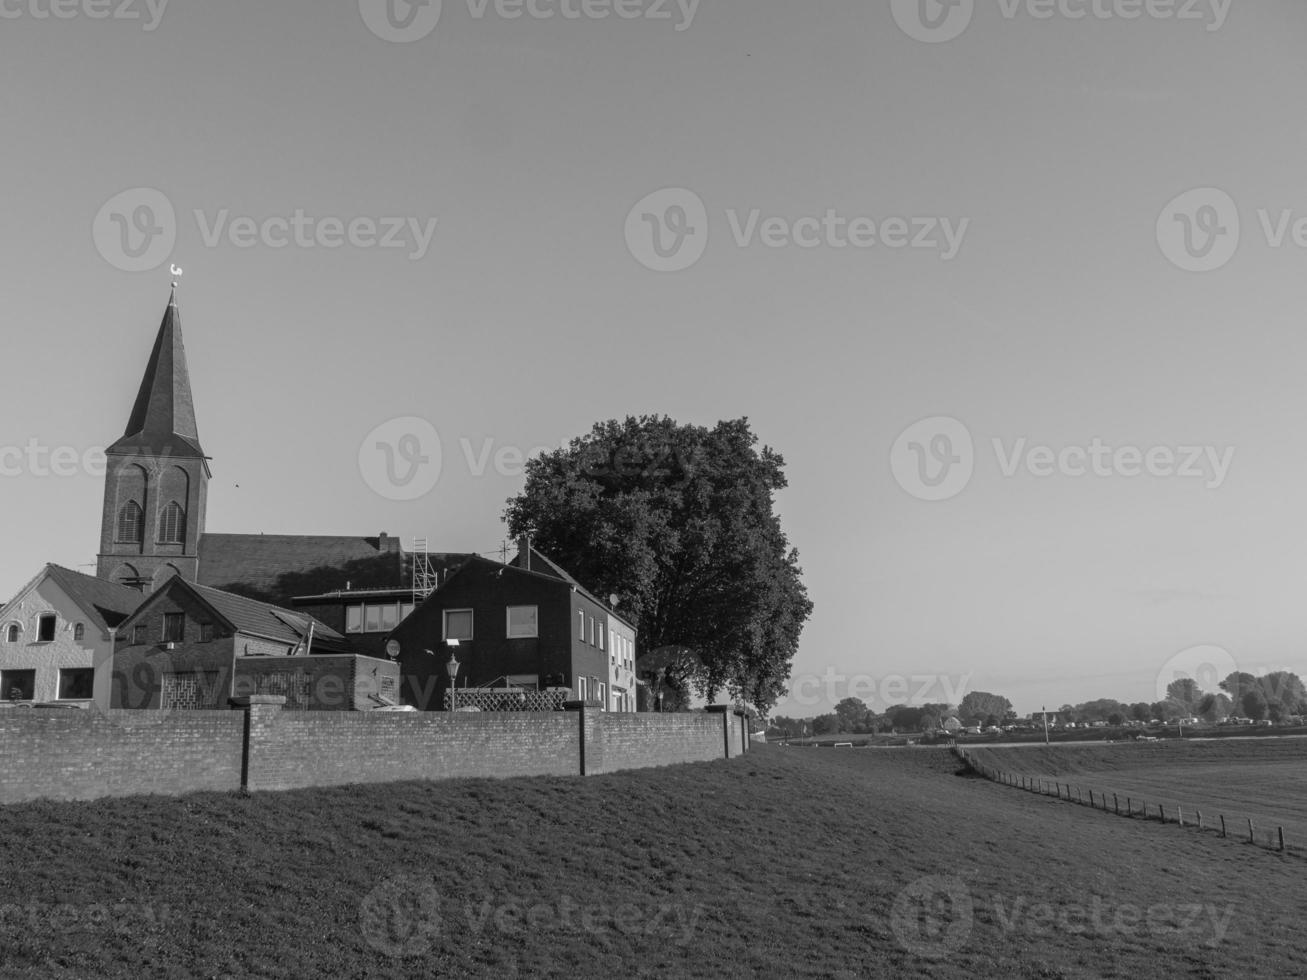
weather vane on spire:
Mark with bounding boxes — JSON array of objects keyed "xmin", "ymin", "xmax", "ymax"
[{"xmin": 170, "ymin": 264, "xmax": 184, "ymax": 289}]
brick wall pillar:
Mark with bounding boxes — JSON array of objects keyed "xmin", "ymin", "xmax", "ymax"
[
  {"xmin": 564, "ymin": 700, "xmax": 603, "ymax": 776},
  {"xmin": 707, "ymin": 705, "xmax": 733, "ymax": 758},
  {"xmin": 231, "ymin": 695, "xmax": 286, "ymax": 792}
]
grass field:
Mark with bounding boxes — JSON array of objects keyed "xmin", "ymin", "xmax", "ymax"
[
  {"xmin": 2, "ymin": 745, "xmax": 1306, "ymax": 978},
  {"xmin": 967, "ymin": 739, "xmax": 1307, "ymax": 851}
]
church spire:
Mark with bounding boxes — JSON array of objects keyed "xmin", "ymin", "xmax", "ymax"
[{"xmin": 107, "ymin": 289, "xmax": 206, "ymax": 460}]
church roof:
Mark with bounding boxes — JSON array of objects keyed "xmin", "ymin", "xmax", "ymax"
[
  {"xmin": 107, "ymin": 288, "xmax": 207, "ymax": 461},
  {"xmin": 197, "ymin": 533, "xmax": 407, "ymax": 605}
]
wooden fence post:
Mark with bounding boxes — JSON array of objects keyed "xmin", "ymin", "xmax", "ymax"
[
  {"xmin": 1248, "ymin": 818, "xmax": 1255, "ymax": 844},
  {"xmin": 1197, "ymin": 810, "xmax": 1203, "ymax": 831},
  {"xmin": 1177, "ymin": 807, "xmax": 1184, "ymax": 828},
  {"xmin": 1278, "ymin": 827, "xmax": 1285, "ymax": 852},
  {"xmin": 1220, "ymin": 815, "xmax": 1227, "ymax": 838}
]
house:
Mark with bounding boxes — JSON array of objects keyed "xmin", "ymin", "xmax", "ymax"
[
  {"xmin": 94, "ymin": 288, "xmax": 411, "ymax": 603},
  {"xmin": 0, "ymin": 565, "xmax": 144, "ymax": 709},
  {"xmin": 385, "ymin": 539, "xmax": 638, "ymax": 712},
  {"xmin": 109, "ymin": 575, "xmax": 399, "ymax": 711}
]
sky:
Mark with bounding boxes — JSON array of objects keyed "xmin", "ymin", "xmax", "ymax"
[{"xmin": 2, "ymin": 0, "xmax": 1305, "ymax": 717}]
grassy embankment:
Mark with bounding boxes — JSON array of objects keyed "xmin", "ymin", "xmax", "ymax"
[{"xmin": 1, "ymin": 744, "xmax": 1305, "ymax": 978}]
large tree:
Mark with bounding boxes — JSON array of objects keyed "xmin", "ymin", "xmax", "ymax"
[
  {"xmin": 958, "ymin": 691, "xmax": 1013, "ymax": 726},
  {"xmin": 504, "ymin": 416, "xmax": 813, "ymax": 712}
]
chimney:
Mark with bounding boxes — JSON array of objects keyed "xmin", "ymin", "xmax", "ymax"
[{"xmin": 517, "ymin": 536, "xmax": 532, "ymax": 571}]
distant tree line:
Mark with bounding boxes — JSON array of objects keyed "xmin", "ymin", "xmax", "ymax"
[{"xmin": 766, "ymin": 672, "xmax": 1307, "ymax": 734}]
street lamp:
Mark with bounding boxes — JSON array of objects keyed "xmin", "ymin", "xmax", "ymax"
[{"xmin": 445, "ymin": 639, "xmax": 460, "ymax": 712}]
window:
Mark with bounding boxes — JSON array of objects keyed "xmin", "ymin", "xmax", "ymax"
[
  {"xmin": 577, "ymin": 676, "xmax": 588, "ymax": 701},
  {"xmin": 506, "ymin": 606, "xmax": 538, "ymax": 639},
  {"xmin": 352, "ymin": 602, "xmax": 403, "ymax": 634},
  {"xmin": 37, "ymin": 614, "xmax": 56, "ymax": 643},
  {"xmin": 588, "ymin": 616, "xmax": 595, "ymax": 646},
  {"xmin": 162, "ymin": 613, "xmax": 185, "ymax": 643},
  {"xmin": 116, "ymin": 501, "xmax": 144, "ymax": 544},
  {"xmin": 132, "ymin": 625, "xmax": 147, "ymax": 645},
  {"xmin": 73, "ymin": 623, "xmax": 85, "ymax": 642},
  {"xmin": 199, "ymin": 623, "xmax": 214, "ymax": 643},
  {"xmin": 598, "ymin": 682, "xmax": 606, "ymax": 709},
  {"xmin": 2, "ymin": 670, "xmax": 35, "ymax": 702},
  {"xmin": 5, "ymin": 624, "xmax": 19, "ymax": 643},
  {"xmin": 157, "ymin": 502, "xmax": 186, "ymax": 545},
  {"xmin": 58, "ymin": 668, "xmax": 94, "ymax": 700},
  {"xmin": 443, "ymin": 609, "xmax": 473, "ymax": 641},
  {"xmin": 400, "ymin": 603, "xmax": 415, "ymax": 621},
  {"xmin": 598, "ymin": 626, "xmax": 605, "ymax": 651},
  {"xmin": 578, "ymin": 609, "xmax": 584, "ymax": 639}
]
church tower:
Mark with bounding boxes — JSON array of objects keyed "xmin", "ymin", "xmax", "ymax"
[{"xmin": 96, "ymin": 287, "xmax": 211, "ymax": 591}]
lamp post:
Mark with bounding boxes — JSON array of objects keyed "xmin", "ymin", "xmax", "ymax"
[
  {"xmin": 445, "ymin": 641, "xmax": 461, "ymax": 712},
  {"xmin": 1042, "ymin": 705, "xmax": 1050, "ymax": 745}
]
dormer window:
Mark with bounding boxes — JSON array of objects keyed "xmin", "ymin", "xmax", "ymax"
[
  {"xmin": 158, "ymin": 502, "xmax": 186, "ymax": 545},
  {"xmin": 116, "ymin": 502, "xmax": 144, "ymax": 544}
]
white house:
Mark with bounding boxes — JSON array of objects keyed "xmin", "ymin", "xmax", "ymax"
[{"xmin": 0, "ymin": 565, "xmax": 143, "ymax": 710}]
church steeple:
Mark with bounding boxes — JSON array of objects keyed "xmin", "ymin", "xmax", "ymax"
[
  {"xmin": 107, "ymin": 286, "xmax": 206, "ymax": 460},
  {"xmin": 97, "ymin": 289, "xmax": 211, "ymax": 591}
]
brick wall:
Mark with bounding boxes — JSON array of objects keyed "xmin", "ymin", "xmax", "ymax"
[
  {"xmin": 0, "ymin": 701, "xmax": 750, "ymax": 805},
  {"xmin": 584, "ymin": 710, "xmax": 727, "ymax": 775},
  {"xmin": 0, "ymin": 708, "xmax": 243, "ymax": 804}
]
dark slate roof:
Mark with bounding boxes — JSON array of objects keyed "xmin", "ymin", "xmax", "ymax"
[
  {"xmin": 185, "ymin": 581, "xmax": 346, "ymax": 648},
  {"xmin": 513, "ymin": 545, "xmax": 635, "ymax": 629},
  {"xmin": 198, "ymin": 533, "xmax": 407, "ymax": 605},
  {"xmin": 42, "ymin": 565, "xmax": 145, "ymax": 631},
  {"xmin": 107, "ymin": 290, "xmax": 207, "ymax": 460},
  {"xmin": 289, "ymin": 553, "xmax": 473, "ymax": 604}
]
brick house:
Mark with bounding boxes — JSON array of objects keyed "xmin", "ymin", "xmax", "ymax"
[
  {"xmin": 109, "ymin": 576, "xmax": 399, "ymax": 711},
  {"xmin": 0, "ymin": 565, "xmax": 144, "ymax": 710},
  {"xmin": 386, "ymin": 540, "xmax": 638, "ymax": 712}
]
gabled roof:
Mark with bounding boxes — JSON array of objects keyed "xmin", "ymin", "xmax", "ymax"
[
  {"xmin": 1, "ymin": 565, "xmax": 144, "ymax": 632},
  {"xmin": 513, "ymin": 545, "xmax": 634, "ymax": 629},
  {"xmin": 44, "ymin": 565, "xmax": 146, "ymax": 631},
  {"xmin": 198, "ymin": 533, "xmax": 407, "ymax": 604},
  {"xmin": 413, "ymin": 549, "xmax": 636, "ymax": 631},
  {"xmin": 121, "ymin": 577, "xmax": 346, "ymax": 649},
  {"xmin": 189, "ymin": 582, "xmax": 345, "ymax": 647},
  {"xmin": 107, "ymin": 289, "xmax": 207, "ymax": 461}
]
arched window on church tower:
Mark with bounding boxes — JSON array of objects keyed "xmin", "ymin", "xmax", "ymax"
[
  {"xmin": 158, "ymin": 501, "xmax": 186, "ymax": 545},
  {"xmin": 116, "ymin": 502, "xmax": 144, "ymax": 544}
]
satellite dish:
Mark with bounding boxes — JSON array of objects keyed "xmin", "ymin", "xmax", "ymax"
[
  {"xmin": 385, "ymin": 640, "xmax": 401, "ymax": 659},
  {"xmin": 608, "ymin": 594, "xmax": 620, "ymax": 608}
]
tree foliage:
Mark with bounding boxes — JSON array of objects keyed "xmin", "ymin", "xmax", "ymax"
[{"xmin": 503, "ymin": 415, "xmax": 813, "ymax": 712}]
